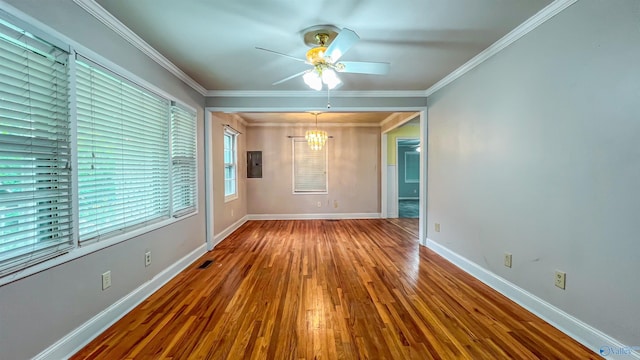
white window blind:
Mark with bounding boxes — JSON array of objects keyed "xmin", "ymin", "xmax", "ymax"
[
  {"xmin": 170, "ymin": 104, "xmax": 196, "ymax": 216},
  {"xmin": 0, "ymin": 18, "xmax": 73, "ymax": 275},
  {"xmin": 223, "ymin": 129, "xmax": 237, "ymax": 198},
  {"xmin": 76, "ymin": 57, "xmax": 170, "ymax": 243},
  {"xmin": 292, "ymin": 139, "xmax": 327, "ymax": 193}
]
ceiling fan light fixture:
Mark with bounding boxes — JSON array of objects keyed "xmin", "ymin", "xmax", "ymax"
[
  {"xmin": 303, "ymin": 66, "xmax": 341, "ymax": 91},
  {"xmin": 259, "ymin": 25, "xmax": 390, "ymax": 89},
  {"xmin": 322, "ymin": 68, "xmax": 341, "ymax": 89},
  {"xmin": 303, "ymin": 70, "xmax": 322, "ymax": 91}
]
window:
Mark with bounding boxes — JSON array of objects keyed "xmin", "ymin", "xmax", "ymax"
[
  {"xmin": 292, "ymin": 139, "xmax": 328, "ymax": 193},
  {"xmin": 223, "ymin": 128, "xmax": 237, "ymax": 200},
  {"xmin": 404, "ymin": 151, "xmax": 419, "ymax": 183},
  {"xmin": 0, "ymin": 18, "xmax": 73, "ymax": 275},
  {"xmin": 76, "ymin": 56, "xmax": 171, "ymax": 243},
  {"xmin": 171, "ymin": 104, "xmax": 197, "ymax": 216},
  {"xmin": 0, "ymin": 14, "xmax": 198, "ymax": 281}
]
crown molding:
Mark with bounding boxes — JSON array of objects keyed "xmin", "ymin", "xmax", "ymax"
[
  {"xmin": 72, "ymin": 0, "xmax": 207, "ymax": 96},
  {"xmin": 244, "ymin": 122, "xmax": 380, "ymax": 128},
  {"xmin": 424, "ymin": 0, "xmax": 578, "ymax": 97},
  {"xmin": 206, "ymin": 90, "xmax": 427, "ymax": 98}
]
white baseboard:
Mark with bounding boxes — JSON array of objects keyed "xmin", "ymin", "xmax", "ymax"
[
  {"xmin": 247, "ymin": 213, "xmax": 381, "ymax": 220},
  {"xmin": 34, "ymin": 244, "xmax": 207, "ymax": 360},
  {"xmin": 212, "ymin": 216, "xmax": 248, "ymax": 248},
  {"xmin": 426, "ymin": 238, "xmax": 640, "ymax": 360}
]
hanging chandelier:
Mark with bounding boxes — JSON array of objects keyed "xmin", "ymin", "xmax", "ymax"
[{"xmin": 305, "ymin": 112, "xmax": 328, "ymax": 151}]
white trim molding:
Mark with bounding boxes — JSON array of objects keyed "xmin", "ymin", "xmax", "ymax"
[
  {"xmin": 380, "ymin": 112, "xmax": 421, "ymax": 130},
  {"xmin": 426, "ymin": 238, "xmax": 640, "ymax": 360},
  {"xmin": 72, "ymin": 0, "xmax": 207, "ymax": 95},
  {"xmin": 33, "ymin": 244, "xmax": 207, "ymax": 360},
  {"xmin": 424, "ymin": 0, "xmax": 578, "ymax": 97},
  {"xmin": 245, "ymin": 122, "xmax": 381, "ymax": 128},
  {"xmin": 248, "ymin": 213, "xmax": 381, "ymax": 220},
  {"xmin": 212, "ymin": 216, "xmax": 249, "ymax": 247},
  {"xmin": 207, "ymin": 90, "xmax": 427, "ymax": 98}
]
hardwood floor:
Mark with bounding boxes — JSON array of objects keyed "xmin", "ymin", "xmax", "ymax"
[
  {"xmin": 387, "ymin": 218, "xmax": 419, "ymax": 238},
  {"xmin": 72, "ymin": 220, "xmax": 598, "ymax": 359}
]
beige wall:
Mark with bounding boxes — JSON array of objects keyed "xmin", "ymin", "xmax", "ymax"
[
  {"xmin": 210, "ymin": 113, "xmax": 247, "ymax": 234},
  {"xmin": 246, "ymin": 125, "xmax": 381, "ymax": 215}
]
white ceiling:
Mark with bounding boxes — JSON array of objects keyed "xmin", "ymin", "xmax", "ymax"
[{"xmin": 93, "ymin": 0, "xmax": 553, "ymax": 93}]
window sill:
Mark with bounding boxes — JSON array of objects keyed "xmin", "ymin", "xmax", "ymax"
[
  {"xmin": 224, "ymin": 194, "xmax": 238, "ymax": 203},
  {"xmin": 0, "ymin": 210, "xmax": 198, "ymax": 287}
]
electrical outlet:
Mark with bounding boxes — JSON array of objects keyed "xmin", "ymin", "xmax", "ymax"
[
  {"xmin": 435, "ymin": 223, "xmax": 440, "ymax": 232},
  {"xmin": 317, "ymin": 201, "xmax": 322, "ymax": 207},
  {"xmin": 102, "ymin": 271, "xmax": 111, "ymax": 290},
  {"xmin": 504, "ymin": 253, "xmax": 512, "ymax": 268},
  {"xmin": 555, "ymin": 271, "xmax": 566, "ymax": 289},
  {"xmin": 145, "ymin": 251, "xmax": 152, "ymax": 267},
  {"xmin": 333, "ymin": 200, "xmax": 338, "ymax": 208},
  {"xmin": 231, "ymin": 209, "xmax": 234, "ymax": 217}
]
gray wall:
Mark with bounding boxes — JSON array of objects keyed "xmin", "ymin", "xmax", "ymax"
[
  {"xmin": 0, "ymin": 1, "xmax": 206, "ymax": 359},
  {"xmin": 427, "ymin": 0, "xmax": 639, "ymax": 345}
]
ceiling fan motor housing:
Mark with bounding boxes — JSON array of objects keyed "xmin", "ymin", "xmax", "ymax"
[{"xmin": 306, "ymin": 46, "xmax": 327, "ymax": 65}]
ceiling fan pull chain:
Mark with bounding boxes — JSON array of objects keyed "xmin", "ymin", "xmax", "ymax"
[{"xmin": 327, "ymin": 87, "xmax": 331, "ymax": 109}]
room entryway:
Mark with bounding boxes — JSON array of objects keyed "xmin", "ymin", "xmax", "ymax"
[{"xmin": 396, "ymin": 138, "xmax": 420, "ymax": 219}]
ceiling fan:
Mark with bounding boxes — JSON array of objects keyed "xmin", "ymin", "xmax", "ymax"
[{"xmin": 256, "ymin": 25, "xmax": 390, "ymax": 90}]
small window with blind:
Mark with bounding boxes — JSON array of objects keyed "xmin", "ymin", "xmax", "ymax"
[
  {"xmin": 292, "ymin": 139, "xmax": 328, "ymax": 194},
  {"xmin": 0, "ymin": 17, "xmax": 73, "ymax": 276},
  {"xmin": 223, "ymin": 128, "xmax": 238, "ymax": 201}
]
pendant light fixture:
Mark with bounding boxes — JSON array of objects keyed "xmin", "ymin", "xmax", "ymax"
[{"xmin": 305, "ymin": 112, "xmax": 328, "ymax": 151}]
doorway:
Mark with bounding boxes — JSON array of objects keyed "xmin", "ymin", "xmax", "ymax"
[
  {"xmin": 381, "ymin": 112, "xmax": 426, "ymax": 244},
  {"xmin": 397, "ymin": 138, "xmax": 420, "ymax": 218}
]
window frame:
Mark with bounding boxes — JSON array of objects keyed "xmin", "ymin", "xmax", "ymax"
[
  {"xmin": 292, "ymin": 138, "xmax": 329, "ymax": 195},
  {"xmin": 223, "ymin": 128, "xmax": 238, "ymax": 202}
]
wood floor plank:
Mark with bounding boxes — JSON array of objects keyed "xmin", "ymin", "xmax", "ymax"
[{"xmin": 71, "ymin": 220, "xmax": 599, "ymax": 359}]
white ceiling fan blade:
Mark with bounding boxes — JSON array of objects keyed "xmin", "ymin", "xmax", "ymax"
[
  {"xmin": 337, "ymin": 61, "xmax": 390, "ymax": 75},
  {"xmin": 324, "ymin": 28, "xmax": 359, "ymax": 62},
  {"xmin": 255, "ymin": 47, "xmax": 306, "ymax": 62},
  {"xmin": 272, "ymin": 70, "xmax": 308, "ymax": 85}
]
